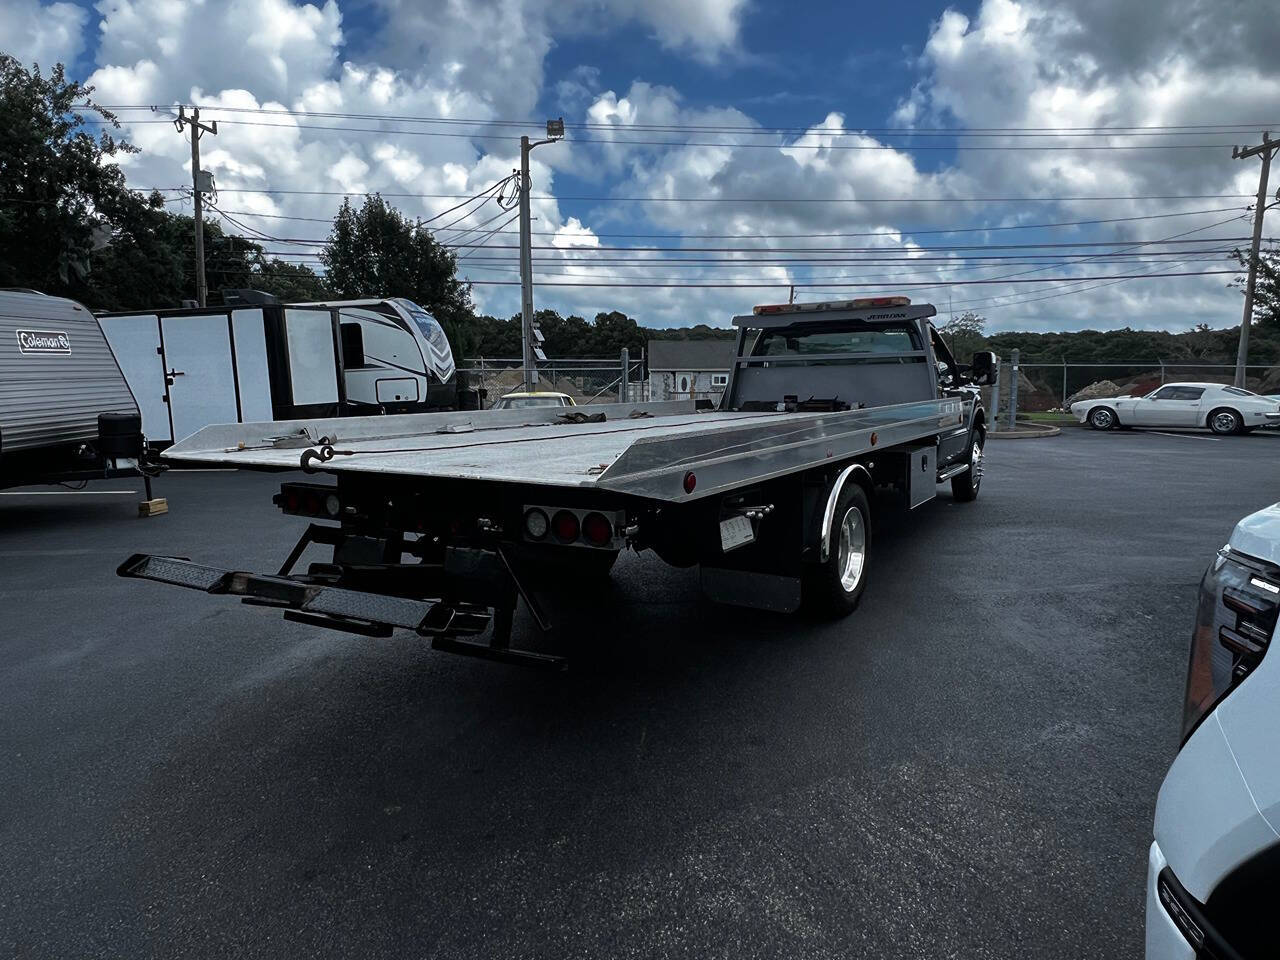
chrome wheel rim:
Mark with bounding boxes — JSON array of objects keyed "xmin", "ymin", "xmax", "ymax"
[
  {"xmin": 971, "ymin": 441, "xmax": 984, "ymax": 488},
  {"xmin": 1092, "ymin": 409, "xmax": 1113, "ymax": 428},
  {"xmin": 836, "ymin": 506, "xmax": 866, "ymax": 593},
  {"xmin": 1213, "ymin": 412, "xmax": 1236, "ymax": 433}
]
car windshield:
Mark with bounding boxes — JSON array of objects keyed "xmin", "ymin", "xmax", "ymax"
[{"xmin": 496, "ymin": 395, "xmax": 565, "ymax": 408}]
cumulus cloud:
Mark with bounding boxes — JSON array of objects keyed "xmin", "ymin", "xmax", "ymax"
[
  {"xmin": 93, "ymin": 0, "xmax": 343, "ymax": 104},
  {"xmin": 2, "ymin": 0, "xmax": 89, "ymax": 71},
  {"xmin": 50, "ymin": 0, "xmax": 1279, "ymax": 332}
]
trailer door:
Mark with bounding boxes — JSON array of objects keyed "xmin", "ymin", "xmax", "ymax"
[
  {"xmin": 160, "ymin": 314, "xmax": 239, "ymax": 443},
  {"xmin": 99, "ymin": 314, "xmax": 171, "ymax": 443}
]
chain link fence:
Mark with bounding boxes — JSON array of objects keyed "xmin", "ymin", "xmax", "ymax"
[
  {"xmin": 1011, "ymin": 362, "xmax": 1278, "ymax": 411},
  {"xmin": 459, "ymin": 357, "xmax": 649, "ymax": 407}
]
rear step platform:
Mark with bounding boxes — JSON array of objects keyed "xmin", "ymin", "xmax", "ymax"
[{"xmin": 117, "ymin": 554, "xmax": 566, "ymax": 669}]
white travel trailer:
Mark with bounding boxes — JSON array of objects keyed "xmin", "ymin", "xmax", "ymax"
[
  {"xmin": 98, "ymin": 295, "xmax": 457, "ymax": 447},
  {"xmin": 0, "ymin": 289, "xmax": 145, "ymax": 489}
]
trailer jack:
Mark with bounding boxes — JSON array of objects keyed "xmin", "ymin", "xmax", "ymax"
[{"xmin": 117, "ymin": 536, "xmax": 566, "ymax": 670}]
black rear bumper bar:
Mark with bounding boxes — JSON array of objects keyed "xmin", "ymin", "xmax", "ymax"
[{"xmin": 117, "ymin": 553, "xmax": 565, "ymax": 669}]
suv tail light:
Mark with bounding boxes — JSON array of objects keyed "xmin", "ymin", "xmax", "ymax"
[{"xmin": 1182, "ymin": 548, "xmax": 1279, "ymax": 744}]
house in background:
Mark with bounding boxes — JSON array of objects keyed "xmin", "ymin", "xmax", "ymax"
[{"xmin": 647, "ymin": 339, "xmax": 737, "ymax": 402}]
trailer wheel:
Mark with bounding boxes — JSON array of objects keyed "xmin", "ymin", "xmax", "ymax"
[
  {"xmin": 950, "ymin": 433, "xmax": 984, "ymax": 502},
  {"xmin": 804, "ymin": 484, "xmax": 870, "ymax": 617}
]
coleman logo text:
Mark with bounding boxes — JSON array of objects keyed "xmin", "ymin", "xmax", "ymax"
[{"xmin": 16, "ymin": 330, "xmax": 71, "ymax": 355}]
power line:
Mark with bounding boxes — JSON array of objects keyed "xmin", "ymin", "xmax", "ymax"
[
  {"xmin": 94, "ymin": 117, "xmax": 1251, "ymax": 150},
  {"xmin": 447, "ymin": 269, "xmax": 1241, "ymax": 289},
  {"xmin": 443, "ymin": 250, "xmax": 1242, "ymax": 267},
  {"xmin": 454, "ymin": 211, "xmax": 521, "ymax": 262},
  {"xmin": 89, "ymin": 104, "xmax": 1280, "ymax": 136},
  {"xmin": 944, "ymin": 256, "xmax": 1213, "ymax": 311},
  {"xmin": 206, "ymin": 204, "xmax": 1248, "ymax": 238},
  {"xmin": 253, "ymin": 244, "xmax": 1248, "ymax": 262},
  {"xmin": 457, "ymin": 256, "xmax": 1233, "ymax": 285},
  {"xmin": 140, "ymin": 187, "xmax": 1254, "ymax": 202},
  {"xmin": 439, "ymin": 234, "xmax": 1255, "ymax": 253}
]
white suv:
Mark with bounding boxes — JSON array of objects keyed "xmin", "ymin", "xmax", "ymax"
[{"xmin": 1146, "ymin": 502, "xmax": 1280, "ymax": 958}]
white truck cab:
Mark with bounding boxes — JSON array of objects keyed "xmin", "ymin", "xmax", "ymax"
[{"xmin": 1147, "ymin": 502, "xmax": 1280, "ymax": 959}]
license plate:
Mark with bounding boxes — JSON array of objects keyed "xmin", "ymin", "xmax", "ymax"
[{"xmin": 719, "ymin": 515, "xmax": 755, "ymax": 552}]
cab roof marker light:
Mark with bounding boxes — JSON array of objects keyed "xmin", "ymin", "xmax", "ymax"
[{"xmin": 752, "ymin": 296, "xmax": 911, "ymax": 315}]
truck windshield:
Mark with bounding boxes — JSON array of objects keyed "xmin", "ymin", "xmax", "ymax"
[{"xmin": 748, "ymin": 323, "xmax": 920, "ymax": 358}]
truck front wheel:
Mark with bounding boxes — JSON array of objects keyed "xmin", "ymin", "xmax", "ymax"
[
  {"xmin": 950, "ymin": 433, "xmax": 984, "ymax": 502},
  {"xmin": 804, "ymin": 484, "xmax": 871, "ymax": 617}
]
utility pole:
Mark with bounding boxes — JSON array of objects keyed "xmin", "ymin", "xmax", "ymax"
[
  {"xmin": 1232, "ymin": 132, "xmax": 1278, "ymax": 387},
  {"xmin": 518, "ymin": 118, "xmax": 564, "ymax": 391},
  {"xmin": 173, "ymin": 105, "xmax": 218, "ymax": 307}
]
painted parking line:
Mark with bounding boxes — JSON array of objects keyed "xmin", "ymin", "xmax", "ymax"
[
  {"xmin": 0, "ymin": 490, "xmax": 139, "ymax": 496},
  {"xmin": 1149, "ymin": 432, "xmax": 1220, "ymax": 442}
]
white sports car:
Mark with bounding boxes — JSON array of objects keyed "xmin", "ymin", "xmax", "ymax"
[{"xmin": 1071, "ymin": 382, "xmax": 1280, "ymax": 434}]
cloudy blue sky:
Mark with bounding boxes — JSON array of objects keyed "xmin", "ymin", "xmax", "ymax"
[{"xmin": 5, "ymin": 0, "xmax": 1278, "ymax": 332}]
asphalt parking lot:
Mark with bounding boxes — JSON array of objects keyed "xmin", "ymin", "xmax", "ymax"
[{"xmin": 2, "ymin": 427, "xmax": 1277, "ymax": 959}]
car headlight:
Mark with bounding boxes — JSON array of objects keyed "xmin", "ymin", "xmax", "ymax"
[{"xmin": 1182, "ymin": 547, "xmax": 1279, "ymax": 744}]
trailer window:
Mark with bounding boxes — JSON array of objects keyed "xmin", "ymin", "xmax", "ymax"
[{"xmin": 749, "ymin": 324, "xmax": 920, "ymax": 358}]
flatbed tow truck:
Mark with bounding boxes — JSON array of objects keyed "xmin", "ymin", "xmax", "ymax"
[{"xmin": 119, "ymin": 297, "xmax": 995, "ymax": 668}]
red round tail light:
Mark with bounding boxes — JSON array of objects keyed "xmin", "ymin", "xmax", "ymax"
[
  {"xmin": 551, "ymin": 510, "xmax": 580, "ymax": 543},
  {"xmin": 284, "ymin": 490, "xmax": 300, "ymax": 513},
  {"xmin": 682, "ymin": 471, "xmax": 697, "ymax": 494},
  {"xmin": 581, "ymin": 512, "xmax": 612, "ymax": 547},
  {"xmin": 302, "ymin": 492, "xmax": 322, "ymax": 515}
]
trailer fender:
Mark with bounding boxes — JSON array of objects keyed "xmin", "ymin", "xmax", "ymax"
[{"xmin": 819, "ymin": 463, "xmax": 873, "ymax": 563}]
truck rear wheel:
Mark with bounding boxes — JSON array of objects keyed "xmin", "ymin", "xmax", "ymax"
[{"xmin": 803, "ymin": 484, "xmax": 870, "ymax": 617}]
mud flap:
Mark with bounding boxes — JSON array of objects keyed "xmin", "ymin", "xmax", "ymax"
[{"xmin": 699, "ymin": 567, "xmax": 802, "ymax": 613}]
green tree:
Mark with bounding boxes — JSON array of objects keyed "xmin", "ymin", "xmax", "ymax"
[
  {"xmin": 87, "ymin": 201, "xmax": 329, "ymax": 310},
  {"xmin": 1233, "ymin": 245, "xmax": 1279, "ymax": 333},
  {"xmin": 0, "ymin": 55, "xmax": 144, "ymax": 294},
  {"xmin": 254, "ymin": 257, "xmax": 330, "ymax": 302},
  {"xmin": 321, "ymin": 195, "xmax": 476, "ymax": 354},
  {"xmin": 940, "ymin": 310, "xmax": 987, "ymax": 360}
]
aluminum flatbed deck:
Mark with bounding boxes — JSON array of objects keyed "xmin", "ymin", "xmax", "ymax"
[{"xmin": 164, "ymin": 396, "xmax": 967, "ymax": 502}]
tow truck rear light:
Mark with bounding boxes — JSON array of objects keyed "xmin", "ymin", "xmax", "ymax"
[
  {"xmin": 752, "ymin": 296, "xmax": 911, "ymax": 315},
  {"xmin": 275, "ymin": 482, "xmax": 343, "ymax": 520},
  {"xmin": 1182, "ymin": 548, "xmax": 1279, "ymax": 744},
  {"xmin": 524, "ymin": 508, "xmax": 550, "ymax": 540},
  {"xmin": 551, "ymin": 510, "xmax": 580, "ymax": 543},
  {"xmin": 582, "ymin": 512, "xmax": 612, "ymax": 547},
  {"xmin": 523, "ymin": 505, "xmax": 626, "ymax": 549}
]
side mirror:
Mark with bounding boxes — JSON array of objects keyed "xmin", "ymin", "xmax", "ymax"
[{"xmin": 969, "ymin": 351, "xmax": 997, "ymax": 386}]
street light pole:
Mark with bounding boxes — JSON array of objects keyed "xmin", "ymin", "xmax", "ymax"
[{"xmin": 518, "ymin": 118, "xmax": 564, "ymax": 391}]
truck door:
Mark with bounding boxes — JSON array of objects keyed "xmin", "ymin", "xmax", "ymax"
[
  {"xmin": 928, "ymin": 324, "xmax": 971, "ymax": 465},
  {"xmin": 160, "ymin": 313, "xmax": 239, "ymax": 443}
]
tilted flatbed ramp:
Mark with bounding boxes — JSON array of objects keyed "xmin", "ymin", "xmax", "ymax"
[{"xmin": 164, "ymin": 396, "xmax": 967, "ymax": 502}]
